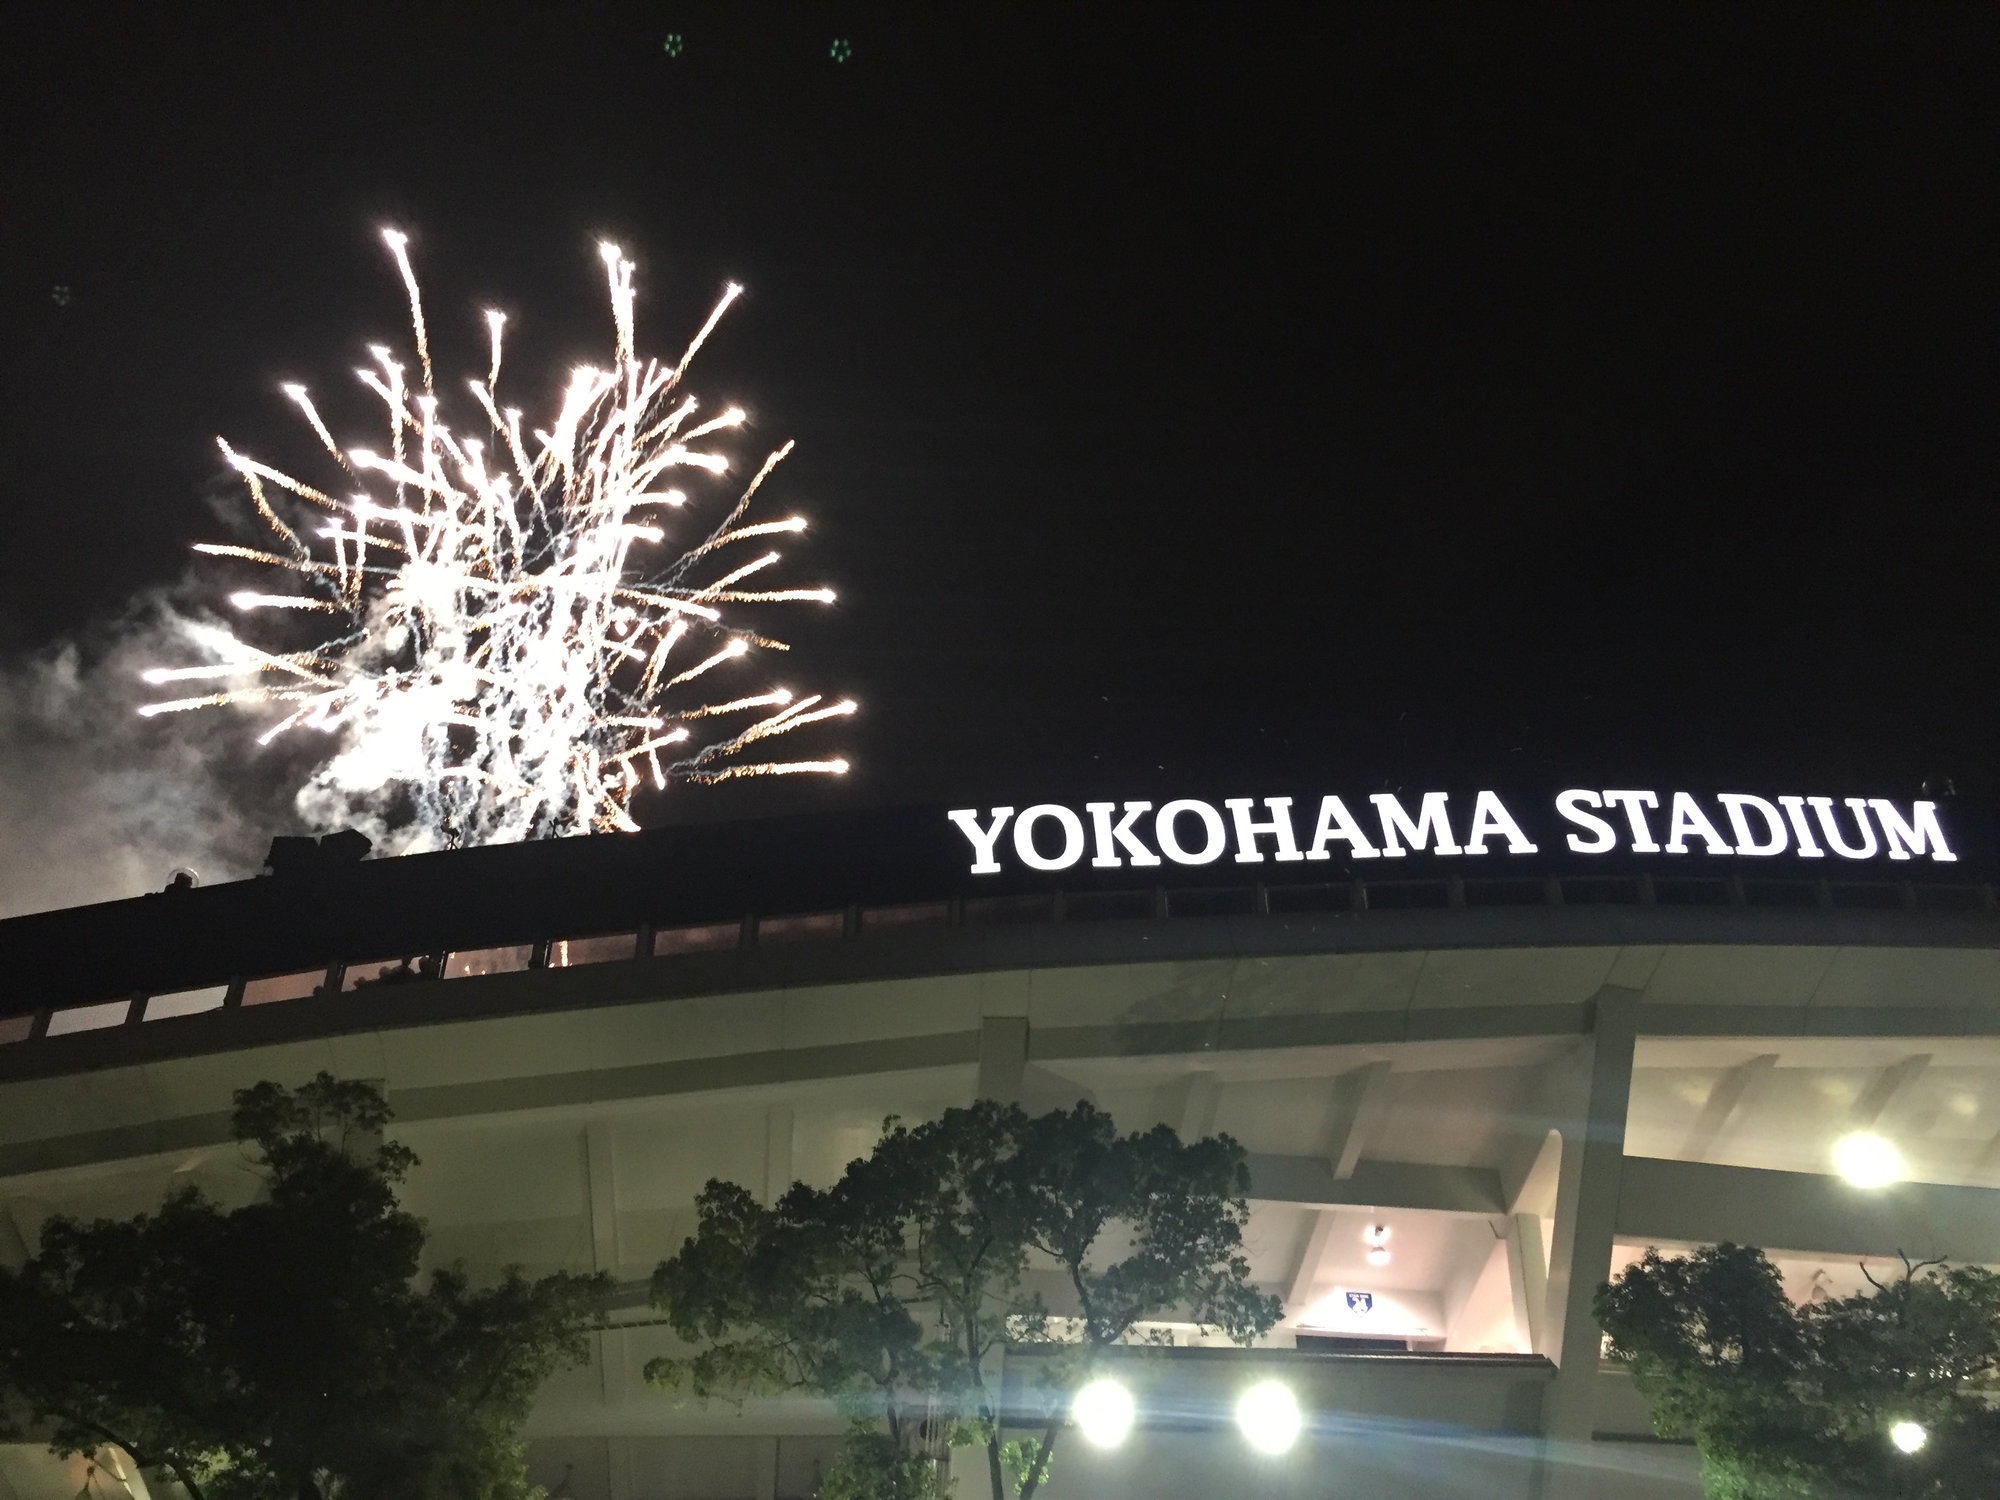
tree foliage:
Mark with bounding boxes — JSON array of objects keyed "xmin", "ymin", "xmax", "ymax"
[
  {"xmin": 0, "ymin": 1073, "xmax": 609, "ymax": 1500},
  {"xmin": 648, "ymin": 1100, "xmax": 1279, "ymax": 1500},
  {"xmin": 1596, "ymin": 1243, "xmax": 2000, "ymax": 1500}
]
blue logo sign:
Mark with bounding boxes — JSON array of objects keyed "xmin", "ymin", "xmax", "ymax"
[{"xmin": 1345, "ymin": 1291, "xmax": 1374, "ymax": 1315}]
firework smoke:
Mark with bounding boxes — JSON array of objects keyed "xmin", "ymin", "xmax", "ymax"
[
  {"xmin": 143, "ymin": 232, "xmax": 852, "ymax": 854},
  {"xmin": 0, "ymin": 599, "xmax": 290, "ymax": 917}
]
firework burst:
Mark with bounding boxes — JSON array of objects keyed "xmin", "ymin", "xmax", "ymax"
[{"xmin": 142, "ymin": 231, "xmax": 852, "ymax": 852}]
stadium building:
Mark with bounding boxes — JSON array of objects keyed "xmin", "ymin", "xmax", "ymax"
[{"xmin": 1, "ymin": 787, "xmax": 1996, "ymax": 1500}]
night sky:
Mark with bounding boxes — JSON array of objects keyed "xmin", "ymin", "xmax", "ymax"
[{"xmin": 3, "ymin": 4, "xmax": 1997, "ymax": 878}]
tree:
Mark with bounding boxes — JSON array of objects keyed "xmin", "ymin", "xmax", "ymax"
[
  {"xmin": 0, "ymin": 1074, "xmax": 609, "ymax": 1500},
  {"xmin": 648, "ymin": 1100, "xmax": 1280, "ymax": 1500},
  {"xmin": 1596, "ymin": 1243, "xmax": 2000, "ymax": 1500}
]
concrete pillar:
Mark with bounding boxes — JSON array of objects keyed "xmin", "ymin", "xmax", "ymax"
[
  {"xmin": 583, "ymin": 1122, "xmax": 622, "ymax": 1405},
  {"xmin": 1505, "ymin": 1211, "xmax": 1549, "ymax": 1356},
  {"xmin": 976, "ymin": 1017, "xmax": 1029, "ymax": 1103},
  {"xmin": 763, "ymin": 1106, "xmax": 795, "ymax": 1205},
  {"xmin": 1539, "ymin": 985, "xmax": 1639, "ymax": 1499},
  {"xmin": 753, "ymin": 1437, "xmax": 778, "ymax": 1500},
  {"xmin": 585, "ymin": 1121, "xmax": 620, "ymax": 1274}
]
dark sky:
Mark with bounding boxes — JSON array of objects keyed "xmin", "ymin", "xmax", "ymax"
[{"xmin": 3, "ymin": 3, "xmax": 1998, "ymax": 838}]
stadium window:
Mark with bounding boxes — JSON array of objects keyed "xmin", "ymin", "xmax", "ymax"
[
  {"xmin": 341, "ymin": 958, "xmax": 437, "ymax": 992},
  {"xmin": 754, "ymin": 911, "xmax": 844, "ymax": 945},
  {"xmin": 1064, "ymin": 889, "xmax": 1153, "ymax": 922},
  {"xmin": 1265, "ymin": 883, "xmax": 1355, "ymax": 914},
  {"xmin": 651, "ymin": 921, "xmax": 740, "ymax": 956},
  {"xmin": 0, "ymin": 1015, "xmax": 35, "ymax": 1044},
  {"xmin": 860, "ymin": 902, "xmax": 951, "ymax": 931},
  {"xmin": 1167, "ymin": 887, "xmax": 1258, "ymax": 918},
  {"xmin": 444, "ymin": 946, "xmax": 534, "ymax": 978},
  {"xmin": 548, "ymin": 932, "xmax": 638, "ymax": 967},
  {"xmin": 45, "ymin": 1000, "xmax": 131, "ymax": 1036},
  {"xmin": 143, "ymin": 985, "xmax": 228, "ymax": 1020},
  {"xmin": 961, "ymin": 893, "xmax": 1055, "ymax": 925},
  {"xmin": 243, "ymin": 969, "xmax": 326, "ymax": 1005}
]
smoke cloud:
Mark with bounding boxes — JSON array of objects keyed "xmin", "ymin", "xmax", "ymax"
[{"xmin": 0, "ymin": 594, "xmax": 307, "ymax": 919}]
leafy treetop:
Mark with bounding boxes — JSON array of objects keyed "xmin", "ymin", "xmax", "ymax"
[
  {"xmin": 0, "ymin": 1073, "xmax": 609, "ymax": 1500},
  {"xmin": 1597, "ymin": 1242, "xmax": 2000, "ymax": 1500},
  {"xmin": 649, "ymin": 1099, "xmax": 1280, "ymax": 1500}
]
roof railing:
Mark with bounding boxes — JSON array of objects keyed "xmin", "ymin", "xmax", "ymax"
[{"xmin": 10, "ymin": 873, "xmax": 1996, "ymax": 1049}]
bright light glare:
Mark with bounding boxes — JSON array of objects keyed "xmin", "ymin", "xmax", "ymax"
[
  {"xmin": 1366, "ymin": 1246, "xmax": 1391, "ymax": 1267},
  {"xmin": 1833, "ymin": 1133, "xmax": 1905, "ymax": 1189},
  {"xmin": 1071, "ymin": 1378, "xmax": 1136, "ymax": 1449},
  {"xmin": 1890, "ymin": 1420, "xmax": 1927, "ymax": 1455},
  {"xmin": 1234, "ymin": 1380, "xmax": 1303, "ymax": 1455}
]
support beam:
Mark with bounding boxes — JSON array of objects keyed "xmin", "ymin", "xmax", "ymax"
[
  {"xmin": 584, "ymin": 1122, "xmax": 619, "ymax": 1274},
  {"xmin": 1849, "ymin": 1054, "xmax": 1931, "ymax": 1131},
  {"xmin": 1503, "ymin": 1212, "xmax": 1549, "ymax": 1356},
  {"xmin": 583, "ymin": 1122, "xmax": 622, "ymax": 1406},
  {"xmin": 976, "ymin": 1017, "xmax": 1029, "ymax": 1104},
  {"xmin": 0, "ymin": 1201, "xmax": 29, "ymax": 1271},
  {"xmin": 763, "ymin": 1106, "xmax": 794, "ymax": 1206},
  {"xmin": 1158, "ymin": 1069, "xmax": 1222, "ymax": 1140},
  {"xmin": 1324, "ymin": 1060, "xmax": 1394, "ymax": 1180},
  {"xmin": 1617, "ymin": 1156, "xmax": 2000, "ymax": 1264},
  {"xmin": 1683, "ymin": 1053, "xmax": 1778, "ymax": 1162},
  {"xmin": 1284, "ymin": 1210, "xmax": 1338, "ymax": 1319},
  {"xmin": 605, "ymin": 1438, "xmax": 634, "ymax": 1500},
  {"xmin": 1246, "ymin": 1154, "xmax": 1504, "ymax": 1215},
  {"xmin": 1973, "ymin": 1130, "xmax": 2000, "ymax": 1186},
  {"xmin": 1541, "ymin": 985, "xmax": 1639, "ymax": 1480}
]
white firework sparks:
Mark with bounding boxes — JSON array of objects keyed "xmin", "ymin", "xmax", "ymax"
[{"xmin": 141, "ymin": 230, "xmax": 852, "ymax": 852}]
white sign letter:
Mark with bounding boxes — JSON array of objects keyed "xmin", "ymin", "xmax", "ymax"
[
  {"xmin": 1154, "ymin": 799, "xmax": 1228, "ymax": 865},
  {"xmin": 1664, "ymin": 792, "xmax": 1732, "ymax": 856},
  {"xmin": 1808, "ymin": 797, "xmax": 1878, "ymax": 859},
  {"xmin": 948, "ymin": 807, "xmax": 1016, "ymax": 875},
  {"xmin": 1086, "ymin": 801, "xmax": 1160, "ymax": 868},
  {"xmin": 1305, "ymin": 796, "xmax": 1380, "ymax": 860},
  {"xmin": 1777, "ymin": 796, "xmax": 1826, "ymax": 858},
  {"xmin": 1225, "ymin": 797, "xmax": 1305, "ymax": 863},
  {"xmin": 1371, "ymin": 792, "xmax": 1461, "ymax": 858},
  {"xmin": 1556, "ymin": 789, "xmax": 1618, "ymax": 854},
  {"xmin": 1013, "ymin": 804, "xmax": 1086, "ymax": 871},
  {"xmin": 1601, "ymin": 790, "xmax": 1661, "ymax": 853},
  {"xmin": 1868, "ymin": 799, "xmax": 1957, "ymax": 863},
  {"xmin": 1719, "ymin": 794, "xmax": 1789, "ymax": 857},
  {"xmin": 1462, "ymin": 790, "xmax": 1538, "ymax": 855}
]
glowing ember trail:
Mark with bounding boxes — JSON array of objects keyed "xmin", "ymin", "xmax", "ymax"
[{"xmin": 143, "ymin": 231, "xmax": 852, "ymax": 852}]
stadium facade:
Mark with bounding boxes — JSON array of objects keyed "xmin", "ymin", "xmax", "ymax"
[{"xmin": 1, "ymin": 787, "xmax": 1996, "ymax": 1500}]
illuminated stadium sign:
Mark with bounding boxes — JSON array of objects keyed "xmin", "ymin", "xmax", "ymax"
[{"xmin": 946, "ymin": 791, "xmax": 1957, "ymax": 874}]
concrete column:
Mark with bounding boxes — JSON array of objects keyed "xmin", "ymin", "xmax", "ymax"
[
  {"xmin": 763, "ymin": 1106, "xmax": 795, "ymax": 1205},
  {"xmin": 1324, "ymin": 1060, "xmax": 1394, "ymax": 1180},
  {"xmin": 585, "ymin": 1121, "xmax": 620, "ymax": 1274},
  {"xmin": 1159, "ymin": 1068, "xmax": 1221, "ymax": 1139},
  {"xmin": 1539, "ymin": 985, "xmax": 1639, "ymax": 1497},
  {"xmin": 976, "ymin": 1017, "xmax": 1029, "ymax": 1103},
  {"xmin": 0, "ymin": 1201, "xmax": 32, "ymax": 1271},
  {"xmin": 753, "ymin": 1436, "xmax": 779, "ymax": 1500},
  {"xmin": 1504, "ymin": 1211, "xmax": 1549, "ymax": 1356},
  {"xmin": 583, "ymin": 1122, "xmax": 622, "ymax": 1405}
]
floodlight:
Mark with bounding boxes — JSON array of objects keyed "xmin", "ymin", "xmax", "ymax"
[
  {"xmin": 1072, "ymin": 1377, "xmax": 1136, "ymax": 1449},
  {"xmin": 1234, "ymin": 1379, "xmax": 1303, "ymax": 1455},
  {"xmin": 1832, "ymin": 1132, "xmax": 1904, "ymax": 1189},
  {"xmin": 1889, "ymin": 1420, "xmax": 1927, "ymax": 1455}
]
